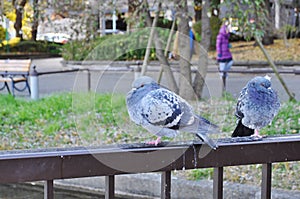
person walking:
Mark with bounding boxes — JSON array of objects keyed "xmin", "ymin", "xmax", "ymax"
[
  {"xmin": 189, "ymin": 21, "xmax": 195, "ymax": 59},
  {"xmin": 216, "ymin": 20, "xmax": 233, "ymax": 94}
]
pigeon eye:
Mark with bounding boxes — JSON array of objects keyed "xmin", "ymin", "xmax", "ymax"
[
  {"xmin": 140, "ymin": 84, "xmax": 144, "ymax": 88},
  {"xmin": 260, "ymin": 83, "xmax": 265, "ymax": 87}
]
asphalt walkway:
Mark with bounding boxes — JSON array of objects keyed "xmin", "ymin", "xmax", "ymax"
[{"xmin": 30, "ymin": 58, "xmax": 300, "ymax": 101}]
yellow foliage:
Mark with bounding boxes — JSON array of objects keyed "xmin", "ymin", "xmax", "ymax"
[
  {"xmin": 6, "ymin": 12, "xmax": 16, "ymax": 22},
  {"xmin": 4, "ymin": 1, "xmax": 34, "ymax": 39},
  {"xmin": 2, "ymin": 37, "xmax": 21, "ymax": 47},
  {"xmin": 22, "ymin": 26, "xmax": 32, "ymax": 40}
]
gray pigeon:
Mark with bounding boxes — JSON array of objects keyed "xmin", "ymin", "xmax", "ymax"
[
  {"xmin": 126, "ymin": 76, "xmax": 219, "ymax": 150},
  {"xmin": 232, "ymin": 75, "xmax": 280, "ymax": 137}
]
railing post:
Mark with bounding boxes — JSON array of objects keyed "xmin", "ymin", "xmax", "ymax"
[
  {"xmin": 30, "ymin": 66, "xmax": 39, "ymax": 100},
  {"xmin": 213, "ymin": 167, "xmax": 223, "ymax": 199},
  {"xmin": 261, "ymin": 163, "xmax": 272, "ymax": 199},
  {"xmin": 161, "ymin": 171, "xmax": 171, "ymax": 199},
  {"xmin": 134, "ymin": 61, "xmax": 141, "ymax": 80},
  {"xmin": 105, "ymin": 175, "xmax": 115, "ymax": 199},
  {"xmin": 86, "ymin": 69, "xmax": 91, "ymax": 92},
  {"xmin": 44, "ymin": 180, "xmax": 54, "ymax": 199}
]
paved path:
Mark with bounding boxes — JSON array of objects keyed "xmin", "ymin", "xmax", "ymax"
[{"xmin": 29, "ymin": 58, "xmax": 300, "ymax": 101}]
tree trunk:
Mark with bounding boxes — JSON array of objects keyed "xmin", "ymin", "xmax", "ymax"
[
  {"xmin": 274, "ymin": 0, "xmax": 280, "ymax": 29},
  {"xmin": 13, "ymin": 0, "xmax": 27, "ymax": 40},
  {"xmin": 255, "ymin": 35, "xmax": 295, "ymax": 101},
  {"xmin": 176, "ymin": 0, "xmax": 195, "ymax": 100},
  {"xmin": 193, "ymin": 0, "xmax": 211, "ymax": 99},
  {"xmin": 141, "ymin": 2, "xmax": 160, "ymax": 76},
  {"xmin": 143, "ymin": 0, "xmax": 178, "ymax": 93},
  {"xmin": 158, "ymin": 18, "xmax": 176, "ymax": 84},
  {"xmin": 194, "ymin": 0, "xmax": 202, "ymax": 21},
  {"xmin": 262, "ymin": 0, "xmax": 274, "ymax": 45},
  {"xmin": 31, "ymin": 0, "xmax": 39, "ymax": 41}
]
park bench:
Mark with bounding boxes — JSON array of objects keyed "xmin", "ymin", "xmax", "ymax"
[{"xmin": 0, "ymin": 59, "xmax": 31, "ymax": 96}]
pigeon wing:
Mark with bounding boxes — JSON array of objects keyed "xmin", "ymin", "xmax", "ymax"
[
  {"xmin": 140, "ymin": 89, "xmax": 194, "ymax": 130},
  {"xmin": 235, "ymin": 87, "xmax": 247, "ymax": 119}
]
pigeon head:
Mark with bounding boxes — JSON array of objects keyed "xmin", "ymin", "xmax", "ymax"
[
  {"xmin": 131, "ymin": 76, "xmax": 158, "ymax": 90},
  {"xmin": 247, "ymin": 76, "xmax": 272, "ymax": 92}
]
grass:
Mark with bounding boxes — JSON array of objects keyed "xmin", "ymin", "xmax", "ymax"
[{"xmin": 0, "ymin": 92, "xmax": 299, "ymax": 190}]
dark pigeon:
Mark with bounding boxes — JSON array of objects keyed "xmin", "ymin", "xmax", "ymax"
[{"xmin": 232, "ymin": 75, "xmax": 280, "ymax": 137}]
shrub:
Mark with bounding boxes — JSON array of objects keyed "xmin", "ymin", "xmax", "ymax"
[
  {"xmin": 62, "ymin": 40, "xmax": 95, "ymax": 61},
  {"xmin": 13, "ymin": 40, "xmax": 44, "ymax": 52},
  {"xmin": 0, "ymin": 40, "xmax": 62, "ymax": 54},
  {"xmin": 62, "ymin": 29, "xmax": 164, "ymax": 61},
  {"xmin": 192, "ymin": 16, "xmax": 221, "ymax": 50},
  {"xmin": 62, "ymin": 23, "xmax": 227, "ymax": 61},
  {"xmin": 192, "ymin": 21, "xmax": 202, "ymax": 42},
  {"xmin": 210, "ymin": 16, "xmax": 221, "ymax": 50}
]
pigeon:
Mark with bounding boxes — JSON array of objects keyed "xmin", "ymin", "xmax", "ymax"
[
  {"xmin": 232, "ymin": 75, "xmax": 280, "ymax": 137},
  {"xmin": 126, "ymin": 76, "xmax": 219, "ymax": 150}
]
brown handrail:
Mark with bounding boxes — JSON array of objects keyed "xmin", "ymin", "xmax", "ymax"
[{"xmin": 0, "ymin": 135, "xmax": 300, "ymax": 199}]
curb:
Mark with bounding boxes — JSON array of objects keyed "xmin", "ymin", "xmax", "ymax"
[
  {"xmin": 52, "ymin": 173, "xmax": 300, "ymax": 199},
  {"xmin": 62, "ymin": 60, "xmax": 300, "ymax": 67}
]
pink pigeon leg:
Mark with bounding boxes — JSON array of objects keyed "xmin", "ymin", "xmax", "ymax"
[
  {"xmin": 251, "ymin": 129, "xmax": 262, "ymax": 138},
  {"xmin": 147, "ymin": 137, "xmax": 161, "ymax": 146}
]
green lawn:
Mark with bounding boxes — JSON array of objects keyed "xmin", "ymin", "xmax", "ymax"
[{"xmin": 0, "ymin": 92, "xmax": 298, "ymax": 150}]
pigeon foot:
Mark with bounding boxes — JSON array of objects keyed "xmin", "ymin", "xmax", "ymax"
[
  {"xmin": 146, "ymin": 137, "xmax": 161, "ymax": 146},
  {"xmin": 251, "ymin": 129, "xmax": 263, "ymax": 138}
]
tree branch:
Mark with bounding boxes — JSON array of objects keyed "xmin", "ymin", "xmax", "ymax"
[{"xmin": 255, "ymin": 35, "xmax": 296, "ymax": 101}]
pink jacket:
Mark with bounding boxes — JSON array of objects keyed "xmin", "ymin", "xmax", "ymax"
[{"xmin": 216, "ymin": 25, "xmax": 232, "ymax": 62}]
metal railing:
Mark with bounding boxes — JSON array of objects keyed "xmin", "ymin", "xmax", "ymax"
[
  {"xmin": 0, "ymin": 134, "xmax": 300, "ymax": 199},
  {"xmin": 29, "ymin": 66, "xmax": 91, "ymax": 100}
]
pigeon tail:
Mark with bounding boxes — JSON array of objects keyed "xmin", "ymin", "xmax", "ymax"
[
  {"xmin": 187, "ymin": 115, "xmax": 219, "ymax": 150},
  {"xmin": 195, "ymin": 133, "xmax": 218, "ymax": 150},
  {"xmin": 195, "ymin": 115, "xmax": 220, "ymax": 134},
  {"xmin": 232, "ymin": 119, "xmax": 254, "ymax": 137}
]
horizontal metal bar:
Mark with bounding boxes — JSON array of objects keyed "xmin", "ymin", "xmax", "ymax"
[
  {"xmin": 0, "ymin": 135, "xmax": 300, "ymax": 183},
  {"xmin": 37, "ymin": 69, "xmax": 81, "ymax": 76}
]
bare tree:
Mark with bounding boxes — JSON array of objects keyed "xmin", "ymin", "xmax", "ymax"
[
  {"xmin": 193, "ymin": 0, "xmax": 211, "ymax": 99},
  {"xmin": 142, "ymin": 0, "xmax": 178, "ymax": 93},
  {"xmin": 137, "ymin": 0, "xmax": 212, "ymax": 99},
  {"xmin": 31, "ymin": 0, "xmax": 39, "ymax": 41},
  {"xmin": 175, "ymin": 0, "xmax": 195, "ymax": 99},
  {"xmin": 262, "ymin": 0, "xmax": 274, "ymax": 45},
  {"xmin": 13, "ymin": 0, "xmax": 27, "ymax": 40}
]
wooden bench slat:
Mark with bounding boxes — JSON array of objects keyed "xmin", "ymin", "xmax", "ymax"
[
  {"xmin": 0, "ymin": 59, "xmax": 31, "ymax": 63},
  {"xmin": 0, "ymin": 77, "xmax": 27, "ymax": 82},
  {"xmin": 0, "ymin": 67, "xmax": 30, "ymax": 72},
  {"xmin": 0, "ymin": 63, "xmax": 30, "ymax": 65},
  {"xmin": 0, "ymin": 59, "xmax": 31, "ymax": 96}
]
